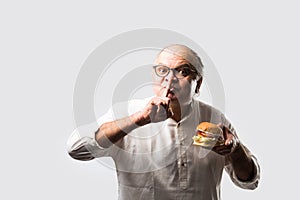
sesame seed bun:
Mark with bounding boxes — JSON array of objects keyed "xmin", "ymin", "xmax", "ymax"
[{"xmin": 192, "ymin": 122, "xmax": 224, "ymax": 147}]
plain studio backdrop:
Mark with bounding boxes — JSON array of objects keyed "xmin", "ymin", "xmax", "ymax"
[{"xmin": 1, "ymin": 0, "xmax": 299, "ymax": 199}]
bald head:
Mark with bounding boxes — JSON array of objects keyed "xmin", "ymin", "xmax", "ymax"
[{"xmin": 156, "ymin": 44, "xmax": 204, "ymax": 77}]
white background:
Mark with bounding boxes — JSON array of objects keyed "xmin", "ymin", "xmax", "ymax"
[{"xmin": 1, "ymin": 0, "xmax": 299, "ymax": 199}]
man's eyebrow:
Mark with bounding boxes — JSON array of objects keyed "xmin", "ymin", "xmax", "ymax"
[
  {"xmin": 155, "ymin": 63, "xmax": 193, "ymax": 69},
  {"xmin": 175, "ymin": 63, "xmax": 191, "ymax": 69}
]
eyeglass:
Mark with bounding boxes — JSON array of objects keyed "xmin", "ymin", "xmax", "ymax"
[{"xmin": 153, "ymin": 64, "xmax": 197, "ymax": 79}]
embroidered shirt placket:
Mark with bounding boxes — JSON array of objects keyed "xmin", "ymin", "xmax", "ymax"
[{"xmin": 176, "ymin": 122, "xmax": 188, "ymax": 190}]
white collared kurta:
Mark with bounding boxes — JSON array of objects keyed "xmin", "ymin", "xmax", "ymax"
[{"xmin": 68, "ymin": 98, "xmax": 260, "ymax": 200}]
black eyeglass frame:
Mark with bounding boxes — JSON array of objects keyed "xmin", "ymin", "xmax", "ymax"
[{"xmin": 152, "ymin": 63, "xmax": 198, "ymax": 79}]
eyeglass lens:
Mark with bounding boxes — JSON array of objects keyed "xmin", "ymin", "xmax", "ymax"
[{"xmin": 154, "ymin": 65, "xmax": 194, "ymax": 79}]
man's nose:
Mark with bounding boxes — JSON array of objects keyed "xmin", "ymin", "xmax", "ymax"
[
  {"xmin": 165, "ymin": 69, "xmax": 177, "ymax": 82},
  {"xmin": 162, "ymin": 70, "xmax": 177, "ymax": 88}
]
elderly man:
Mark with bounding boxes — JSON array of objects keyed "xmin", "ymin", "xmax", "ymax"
[{"xmin": 68, "ymin": 44, "xmax": 260, "ymax": 200}]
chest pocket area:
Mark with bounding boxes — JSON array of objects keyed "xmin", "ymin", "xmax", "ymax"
[{"xmin": 117, "ymin": 171, "xmax": 154, "ymax": 200}]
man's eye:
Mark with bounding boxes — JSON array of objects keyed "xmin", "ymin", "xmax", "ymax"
[
  {"xmin": 157, "ymin": 67, "xmax": 168, "ymax": 74},
  {"xmin": 177, "ymin": 68, "xmax": 190, "ymax": 76}
]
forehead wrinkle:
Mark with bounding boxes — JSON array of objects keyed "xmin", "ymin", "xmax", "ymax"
[{"xmin": 155, "ymin": 52, "xmax": 189, "ymax": 68}]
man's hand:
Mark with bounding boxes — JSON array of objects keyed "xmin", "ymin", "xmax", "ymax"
[
  {"xmin": 212, "ymin": 125, "xmax": 240, "ymax": 156},
  {"xmin": 140, "ymin": 96, "xmax": 173, "ymax": 123},
  {"xmin": 212, "ymin": 125, "xmax": 256, "ymax": 182}
]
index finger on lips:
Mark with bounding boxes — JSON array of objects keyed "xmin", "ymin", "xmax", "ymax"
[
  {"xmin": 162, "ymin": 87, "xmax": 169, "ymax": 97},
  {"xmin": 149, "ymin": 98, "xmax": 168, "ymax": 111},
  {"xmin": 156, "ymin": 97, "xmax": 170, "ymax": 106}
]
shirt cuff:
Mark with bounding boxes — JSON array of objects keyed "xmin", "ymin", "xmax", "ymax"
[{"xmin": 230, "ymin": 155, "xmax": 260, "ymax": 190}]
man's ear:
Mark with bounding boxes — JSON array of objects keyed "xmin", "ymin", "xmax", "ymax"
[{"xmin": 195, "ymin": 76, "xmax": 203, "ymax": 93}]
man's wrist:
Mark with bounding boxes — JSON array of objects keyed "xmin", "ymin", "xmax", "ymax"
[
  {"xmin": 228, "ymin": 141, "xmax": 251, "ymax": 164},
  {"xmin": 229, "ymin": 141, "xmax": 243, "ymax": 160},
  {"xmin": 131, "ymin": 111, "xmax": 150, "ymax": 126}
]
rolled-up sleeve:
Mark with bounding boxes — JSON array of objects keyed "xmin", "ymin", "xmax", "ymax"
[
  {"xmin": 225, "ymin": 149, "xmax": 260, "ymax": 190},
  {"xmin": 67, "ymin": 108, "xmax": 114, "ymax": 161},
  {"xmin": 67, "ymin": 128, "xmax": 110, "ymax": 161},
  {"xmin": 67, "ymin": 99, "xmax": 151, "ymax": 161},
  {"xmin": 221, "ymin": 114, "xmax": 260, "ymax": 189}
]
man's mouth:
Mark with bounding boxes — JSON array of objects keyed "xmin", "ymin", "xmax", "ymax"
[{"xmin": 166, "ymin": 89, "xmax": 176, "ymax": 99}]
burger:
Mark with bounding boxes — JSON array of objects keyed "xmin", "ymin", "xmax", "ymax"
[{"xmin": 192, "ymin": 122, "xmax": 225, "ymax": 147}]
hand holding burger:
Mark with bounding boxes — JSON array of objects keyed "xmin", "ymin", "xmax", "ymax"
[
  {"xmin": 192, "ymin": 122, "xmax": 240, "ymax": 155},
  {"xmin": 192, "ymin": 122, "xmax": 225, "ymax": 147}
]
